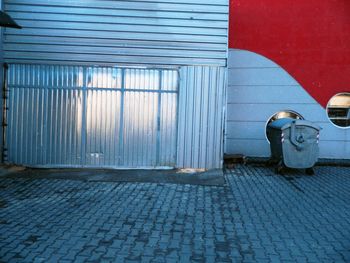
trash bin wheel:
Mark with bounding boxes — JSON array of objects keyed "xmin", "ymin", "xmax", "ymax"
[
  {"xmin": 266, "ymin": 158, "xmax": 278, "ymax": 167},
  {"xmin": 275, "ymin": 166, "xmax": 284, "ymax": 175},
  {"xmin": 305, "ymin": 168, "xmax": 315, "ymax": 175},
  {"xmin": 275, "ymin": 161, "xmax": 285, "ymax": 175}
]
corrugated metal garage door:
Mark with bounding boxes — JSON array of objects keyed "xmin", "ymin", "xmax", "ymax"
[
  {"xmin": 5, "ymin": 64, "xmax": 178, "ymax": 168},
  {"xmin": 3, "ymin": 0, "xmax": 228, "ymax": 66}
]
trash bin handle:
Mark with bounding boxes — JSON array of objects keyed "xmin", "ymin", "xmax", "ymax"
[{"xmin": 290, "ymin": 121, "xmax": 305, "ymax": 151}]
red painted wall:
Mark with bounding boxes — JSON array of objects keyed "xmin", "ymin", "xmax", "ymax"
[{"xmin": 229, "ymin": 0, "xmax": 350, "ymax": 107}]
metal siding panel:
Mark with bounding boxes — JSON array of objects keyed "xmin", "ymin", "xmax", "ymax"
[
  {"xmin": 212, "ymin": 67, "xmax": 226, "ymax": 168},
  {"xmin": 123, "ymin": 91, "xmax": 158, "ymax": 167},
  {"xmin": 159, "ymin": 93, "xmax": 177, "ymax": 166},
  {"xmin": 192, "ymin": 67, "xmax": 201, "ymax": 167},
  {"xmin": 85, "ymin": 89, "xmax": 122, "ymax": 167},
  {"xmin": 8, "ymin": 12, "xmax": 228, "ymax": 29},
  {"xmin": 3, "ymin": 51, "xmax": 225, "ymax": 67},
  {"xmin": 184, "ymin": 67, "xmax": 195, "ymax": 167},
  {"xmin": 84, "ymin": 66, "xmax": 123, "ymax": 167},
  {"xmin": 226, "ymin": 121, "xmax": 267, "ymax": 140},
  {"xmin": 225, "ymin": 139, "xmax": 271, "ymax": 157},
  {"xmin": 6, "ymin": 64, "xmax": 178, "ymax": 168},
  {"xmin": 228, "ymin": 49, "xmax": 278, "ymax": 69},
  {"xmin": 319, "ymin": 141, "xmax": 350, "ymax": 159},
  {"xmin": 226, "ymin": 120, "xmax": 350, "ymax": 142},
  {"xmin": 315, "ymin": 122, "xmax": 350, "ymax": 141},
  {"xmin": 7, "ymin": 64, "xmax": 84, "ymax": 165},
  {"xmin": 227, "ymin": 85, "xmax": 316, "ymax": 104},
  {"xmin": 3, "ymin": 0, "xmax": 228, "ymax": 66},
  {"xmin": 228, "ymin": 68, "xmax": 299, "ymax": 86},
  {"xmin": 175, "ymin": 70, "xmax": 186, "ymax": 168},
  {"xmin": 226, "ymin": 103, "xmax": 327, "ymax": 122},
  {"xmin": 159, "ymin": 70, "xmax": 178, "ymax": 166},
  {"xmin": 8, "ymin": 0, "xmax": 228, "ymax": 12},
  {"xmin": 7, "ymin": 20, "xmax": 227, "ymax": 36},
  {"xmin": 199, "ymin": 67, "xmax": 210, "ymax": 168},
  {"xmin": 177, "ymin": 66, "xmax": 225, "ymax": 169},
  {"xmin": 6, "ymin": 5, "xmax": 227, "ymax": 22},
  {"xmin": 5, "ymin": 35, "xmax": 226, "ymax": 52}
]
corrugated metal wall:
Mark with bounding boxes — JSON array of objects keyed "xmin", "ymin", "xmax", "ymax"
[
  {"xmin": 3, "ymin": 0, "xmax": 228, "ymax": 66},
  {"xmin": 177, "ymin": 66, "xmax": 226, "ymax": 169},
  {"xmin": 6, "ymin": 64, "xmax": 226, "ymax": 169},
  {"xmin": 2, "ymin": 1, "xmax": 228, "ymax": 169},
  {"xmin": 6, "ymin": 64, "xmax": 179, "ymax": 168}
]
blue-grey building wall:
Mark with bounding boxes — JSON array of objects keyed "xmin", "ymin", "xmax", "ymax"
[{"xmin": 226, "ymin": 49, "xmax": 350, "ymax": 160}]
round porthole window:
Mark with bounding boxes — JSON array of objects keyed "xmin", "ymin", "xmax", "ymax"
[
  {"xmin": 265, "ymin": 110, "xmax": 304, "ymax": 142},
  {"xmin": 327, "ymin": 93, "xmax": 350, "ymax": 128}
]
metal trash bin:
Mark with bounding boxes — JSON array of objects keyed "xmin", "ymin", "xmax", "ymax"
[{"xmin": 267, "ymin": 118, "xmax": 321, "ymax": 174}]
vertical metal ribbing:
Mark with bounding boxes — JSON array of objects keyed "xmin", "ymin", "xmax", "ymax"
[
  {"xmin": 174, "ymin": 69, "xmax": 180, "ymax": 166},
  {"xmin": 220, "ymin": 68, "xmax": 227, "ymax": 167},
  {"xmin": 118, "ymin": 68, "xmax": 125, "ymax": 166},
  {"xmin": 5, "ymin": 64, "xmax": 180, "ymax": 168},
  {"xmin": 156, "ymin": 70, "xmax": 163, "ymax": 166},
  {"xmin": 177, "ymin": 66, "xmax": 225, "ymax": 169},
  {"xmin": 1, "ymin": 63, "xmax": 9, "ymax": 163},
  {"xmin": 81, "ymin": 67, "xmax": 87, "ymax": 166}
]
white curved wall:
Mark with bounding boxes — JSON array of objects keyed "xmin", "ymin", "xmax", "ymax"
[{"xmin": 226, "ymin": 49, "xmax": 350, "ymax": 159}]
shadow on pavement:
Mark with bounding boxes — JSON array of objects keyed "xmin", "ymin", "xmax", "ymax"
[{"xmin": 1, "ymin": 167, "xmax": 225, "ymax": 186}]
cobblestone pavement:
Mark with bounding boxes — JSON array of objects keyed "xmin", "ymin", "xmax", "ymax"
[{"xmin": 0, "ymin": 165, "xmax": 349, "ymax": 262}]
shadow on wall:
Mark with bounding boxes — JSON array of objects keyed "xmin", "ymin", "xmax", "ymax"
[
  {"xmin": 0, "ymin": 10, "xmax": 21, "ymax": 28},
  {"xmin": 225, "ymin": 49, "xmax": 350, "ymax": 159}
]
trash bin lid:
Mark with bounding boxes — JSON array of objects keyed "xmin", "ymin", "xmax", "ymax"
[
  {"xmin": 288, "ymin": 120, "xmax": 321, "ymax": 131},
  {"xmin": 268, "ymin": 118, "xmax": 295, "ymax": 130},
  {"xmin": 268, "ymin": 118, "xmax": 321, "ymax": 131}
]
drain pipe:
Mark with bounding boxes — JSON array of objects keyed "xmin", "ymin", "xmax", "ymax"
[{"xmin": 1, "ymin": 63, "xmax": 8, "ymax": 163}]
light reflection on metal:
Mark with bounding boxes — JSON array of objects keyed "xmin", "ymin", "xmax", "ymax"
[{"xmin": 6, "ymin": 64, "xmax": 178, "ymax": 168}]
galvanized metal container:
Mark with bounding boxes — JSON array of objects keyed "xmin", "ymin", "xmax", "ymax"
[{"xmin": 267, "ymin": 118, "xmax": 321, "ymax": 173}]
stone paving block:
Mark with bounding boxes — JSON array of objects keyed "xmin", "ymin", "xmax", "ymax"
[
  {"xmin": 142, "ymin": 246, "xmax": 156, "ymax": 257},
  {"xmin": 103, "ymin": 248, "xmax": 118, "ymax": 258},
  {"xmin": 269, "ymin": 254, "xmax": 283, "ymax": 263},
  {"xmin": 1, "ymin": 165, "xmax": 349, "ymax": 262}
]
